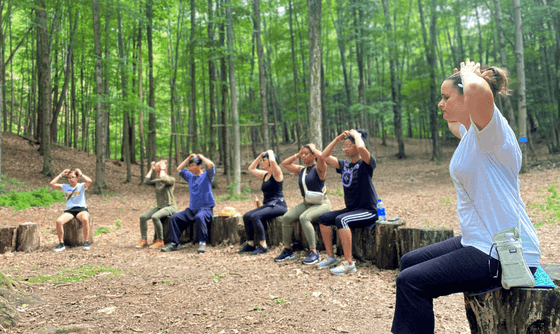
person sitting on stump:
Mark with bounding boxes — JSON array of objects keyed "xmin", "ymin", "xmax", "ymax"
[
  {"xmin": 239, "ymin": 150, "xmax": 287, "ymax": 255},
  {"xmin": 318, "ymin": 129, "xmax": 379, "ymax": 275},
  {"xmin": 49, "ymin": 168, "xmax": 93, "ymax": 252},
  {"xmin": 136, "ymin": 160, "xmax": 177, "ymax": 249},
  {"xmin": 275, "ymin": 143, "xmax": 330, "ymax": 264},
  {"xmin": 391, "ymin": 60, "xmax": 541, "ymax": 334},
  {"xmin": 161, "ymin": 154, "xmax": 216, "ymax": 254}
]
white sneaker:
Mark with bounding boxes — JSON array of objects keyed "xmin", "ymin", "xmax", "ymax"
[{"xmin": 330, "ymin": 261, "xmax": 357, "ymax": 275}]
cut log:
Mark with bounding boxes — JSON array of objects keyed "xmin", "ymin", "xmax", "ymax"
[
  {"xmin": 209, "ymin": 215, "xmax": 242, "ymax": 246},
  {"xmin": 464, "ymin": 274, "xmax": 560, "ymax": 334},
  {"xmin": 335, "ymin": 226, "xmax": 376, "ymax": 262},
  {"xmin": 0, "ymin": 226, "xmax": 18, "ymax": 254},
  {"xmin": 375, "ymin": 220, "xmax": 405, "ymax": 270},
  {"xmin": 16, "ymin": 222, "xmax": 40, "ymax": 252},
  {"xmin": 396, "ymin": 227, "xmax": 454, "ymax": 267},
  {"xmin": 238, "ymin": 216, "xmax": 283, "ymax": 247},
  {"xmin": 156, "ymin": 216, "xmax": 172, "ymax": 244},
  {"xmin": 63, "ymin": 217, "xmax": 94, "ymax": 247}
]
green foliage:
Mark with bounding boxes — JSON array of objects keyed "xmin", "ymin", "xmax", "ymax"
[
  {"xmin": 327, "ymin": 188, "xmax": 343, "ymax": 197},
  {"xmin": 94, "ymin": 219, "xmax": 122, "ymax": 236},
  {"xmin": 439, "ymin": 197, "xmax": 452, "ymax": 206},
  {"xmin": 0, "ymin": 185, "xmax": 65, "ymax": 211},
  {"xmin": 218, "ymin": 184, "xmax": 252, "ymax": 201},
  {"xmin": 530, "ymin": 185, "xmax": 560, "ymax": 226},
  {"xmin": 210, "ymin": 271, "xmax": 227, "ymax": 284},
  {"xmin": 16, "ymin": 265, "xmax": 124, "ymax": 285}
]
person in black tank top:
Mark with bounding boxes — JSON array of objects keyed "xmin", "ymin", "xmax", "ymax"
[
  {"xmin": 319, "ymin": 129, "xmax": 379, "ymax": 275},
  {"xmin": 239, "ymin": 150, "xmax": 287, "ymax": 255},
  {"xmin": 276, "ymin": 143, "xmax": 331, "ymax": 264}
]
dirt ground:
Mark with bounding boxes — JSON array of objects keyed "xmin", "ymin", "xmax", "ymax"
[{"xmin": 1, "ymin": 131, "xmax": 559, "ymax": 334}]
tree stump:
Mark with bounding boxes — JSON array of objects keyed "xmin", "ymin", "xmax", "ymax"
[
  {"xmin": 156, "ymin": 216, "xmax": 173, "ymax": 244},
  {"xmin": 396, "ymin": 227, "xmax": 454, "ymax": 267},
  {"xmin": 16, "ymin": 222, "xmax": 40, "ymax": 252},
  {"xmin": 0, "ymin": 227, "xmax": 17, "ymax": 254},
  {"xmin": 63, "ymin": 217, "xmax": 94, "ymax": 247},
  {"xmin": 238, "ymin": 216, "xmax": 283, "ymax": 247},
  {"xmin": 209, "ymin": 215, "xmax": 242, "ymax": 246},
  {"xmin": 464, "ymin": 285, "xmax": 560, "ymax": 333},
  {"xmin": 375, "ymin": 220, "xmax": 405, "ymax": 270}
]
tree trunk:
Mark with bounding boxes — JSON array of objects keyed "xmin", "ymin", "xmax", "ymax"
[
  {"xmin": 16, "ymin": 222, "xmax": 40, "ymax": 252},
  {"xmin": 513, "ymin": 0, "xmax": 528, "ymax": 172},
  {"xmin": 37, "ymin": 0, "xmax": 53, "ymax": 176},
  {"xmin": 307, "ymin": 0, "xmax": 322, "ymax": 147},
  {"xmin": 146, "ymin": 0, "xmax": 156, "ymax": 167},
  {"xmin": 104, "ymin": 2, "xmax": 111, "ymax": 160},
  {"xmin": 207, "ymin": 0, "xmax": 216, "ymax": 161},
  {"xmin": 288, "ymin": 0, "xmax": 302, "ymax": 150},
  {"xmin": 219, "ymin": 2, "xmax": 229, "ymax": 182},
  {"xmin": 188, "ymin": 0, "xmax": 198, "ymax": 154},
  {"xmin": 138, "ymin": 2, "xmax": 145, "ymax": 183},
  {"xmin": 92, "ymin": 0, "xmax": 107, "ymax": 194},
  {"xmin": 382, "ymin": 0, "xmax": 405, "ymax": 158},
  {"xmin": 117, "ymin": 0, "xmax": 131, "ymax": 182},
  {"xmin": 226, "ymin": 0, "xmax": 241, "ymax": 194},
  {"xmin": 253, "ymin": 0, "xmax": 269, "ymax": 149}
]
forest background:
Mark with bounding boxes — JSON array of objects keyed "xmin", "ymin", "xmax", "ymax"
[{"xmin": 0, "ymin": 0, "xmax": 559, "ymax": 194}]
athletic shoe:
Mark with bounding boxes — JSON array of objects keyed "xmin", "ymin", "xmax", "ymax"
[
  {"xmin": 317, "ymin": 255, "xmax": 338, "ymax": 269},
  {"xmin": 239, "ymin": 244, "xmax": 256, "ymax": 253},
  {"xmin": 274, "ymin": 248, "xmax": 295, "ymax": 262},
  {"xmin": 135, "ymin": 239, "xmax": 149, "ymax": 248},
  {"xmin": 161, "ymin": 243, "xmax": 179, "ymax": 252},
  {"xmin": 251, "ymin": 245, "xmax": 269, "ymax": 255},
  {"xmin": 330, "ymin": 261, "xmax": 357, "ymax": 275},
  {"xmin": 150, "ymin": 239, "xmax": 164, "ymax": 249},
  {"xmin": 83, "ymin": 241, "xmax": 90, "ymax": 251},
  {"xmin": 302, "ymin": 251, "xmax": 320, "ymax": 265},
  {"xmin": 54, "ymin": 243, "xmax": 66, "ymax": 252},
  {"xmin": 198, "ymin": 243, "xmax": 206, "ymax": 253}
]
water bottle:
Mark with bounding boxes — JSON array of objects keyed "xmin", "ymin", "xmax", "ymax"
[
  {"xmin": 377, "ymin": 199, "xmax": 387, "ymax": 222},
  {"xmin": 505, "ymin": 232, "xmax": 515, "ymax": 243}
]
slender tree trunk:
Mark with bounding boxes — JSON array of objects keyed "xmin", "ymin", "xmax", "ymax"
[
  {"xmin": 249, "ymin": 26, "xmax": 259, "ymax": 156},
  {"xmin": 207, "ymin": 0, "xmax": 216, "ymax": 161},
  {"xmin": 307, "ymin": 0, "xmax": 322, "ymax": 148},
  {"xmin": 117, "ymin": 0, "xmax": 131, "ymax": 182},
  {"xmin": 104, "ymin": 2, "xmax": 111, "ymax": 159},
  {"xmin": 92, "ymin": 0, "xmax": 107, "ymax": 193},
  {"xmin": 225, "ymin": 0, "xmax": 241, "ymax": 194},
  {"xmin": 219, "ymin": 0, "xmax": 229, "ymax": 181},
  {"xmin": 331, "ymin": 7, "xmax": 351, "ymax": 110},
  {"xmin": 138, "ymin": 2, "xmax": 145, "ymax": 182},
  {"xmin": 146, "ymin": 0, "xmax": 156, "ymax": 168},
  {"xmin": 188, "ymin": 0, "xmax": 197, "ymax": 154},
  {"xmin": 513, "ymin": 0, "xmax": 527, "ymax": 171},
  {"xmin": 253, "ymin": 0, "xmax": 269, "ymax": 149},
  {"xmin": 288, "ymin": 0, "xmax": 302, "ymax": 150},
  {"xmin": 382, "ymin": 0, "xmax": 405, "ymax": 158}
]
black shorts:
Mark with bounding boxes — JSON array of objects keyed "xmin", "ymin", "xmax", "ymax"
[{"xmin": 64, "ymin": 207, "xmax": 88, "ymax": 218}]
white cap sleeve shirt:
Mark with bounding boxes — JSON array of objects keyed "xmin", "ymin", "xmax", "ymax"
[
  {"xmin": 449, "ymin": 106, "xmax": 540, "ymax": 267},
  {"xmin": 61, "ymin": 183, "xmax": 88, "ymax": 211}
]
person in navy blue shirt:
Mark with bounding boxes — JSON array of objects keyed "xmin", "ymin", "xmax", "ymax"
[
  {"xmin": 239, "ymin": 150, "xmax": 287, "ymax": 255},
  {"xmin": 318, "ymin": 129, "xmax": 379, "ymax": 275},
  {"xmin": 161, "ymin": 153, "xmax": 216, "ymax": 254}
]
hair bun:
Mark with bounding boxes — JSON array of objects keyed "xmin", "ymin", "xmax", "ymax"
[{"xmin": 358, "ymin": 129, "xmax": 368, "ymax": 139}]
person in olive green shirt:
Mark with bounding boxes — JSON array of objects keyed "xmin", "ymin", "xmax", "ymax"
[{"xmin": 136, "ymin": 160, "xmax": 178, "ymax": 249}]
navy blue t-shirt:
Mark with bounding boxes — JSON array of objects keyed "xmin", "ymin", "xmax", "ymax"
[
  {"xmin": 336, "ymin": 154, "xmax": 378, "ymax": 210},
  {"xmin": 298, "ymin": 164, "xmax": 324, "ymax": 198},
  {"xmin": 261, "ymin": 173, "xmax": 284, "ymax": 205}
]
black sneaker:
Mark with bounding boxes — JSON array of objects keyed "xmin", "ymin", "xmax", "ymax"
[
  {"xmin": 54, "ymin": 243, "xmax": 66, "ymax": 252},
  {"xmin": 239, "ymin": 244, "xmax": 256, "ymax": 253},
  {"xmin": 161, "ymin": 243, "xmax": 179, "ymax": 252},
  {"xmin": 251, "ymin": 245, "xmax": 269, "ymax": 255},
  {"xmin": 274, "ymin": 248, "xmax": 295, "ymax": 262}
]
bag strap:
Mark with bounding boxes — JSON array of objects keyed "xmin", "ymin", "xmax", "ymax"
[
  {"xmin": 301, "ymin": 166, "xmax": 309, "ymax": 193},
  {"xmin": 66, "ymin": 186, "xmax": 78, "ymax": 202}
]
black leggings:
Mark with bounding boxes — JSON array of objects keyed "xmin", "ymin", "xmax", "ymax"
[{"xmin": 243, "ymin": 203, "xmax": 287, "ymax": 241}]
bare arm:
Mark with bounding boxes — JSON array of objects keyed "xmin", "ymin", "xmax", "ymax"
[
  {"xmin": 280, "ymin": 147, "xmax": 305, "ymax": 174},
  {"xmin": 248, "ymin": 153, "xmax": 267, "ymax": 179},
  {"xmin": 176, "ymin": 154, "xmax": 196, "ymax": 173},
  {"xmin": 307, "ymin": 143, "xmax": 327, "ymax": 180},
  {"xmin": 75, "ymin": 169, "xmax": 92, "ymax": 189},
  {"xmin": 321, "ymin": 132, "xmax": 348, "ymax": 169},
  {"xmin": 460, "ymin": 60, "xmax": 495, "ymax": 130},
  {"xmin": 49, "ymin": 169, "xmax": 70, "ymax": 191},
  {"xmin": 267, "ymin": 150, "xmax": 283, "ymax": 182},
  {"xmin": 197, "ymin": 154, "xmax": 214, "ymax": 169},
  {"xmin": 349, "ymin": 129, "xmax": 371, "ymax": 165}
]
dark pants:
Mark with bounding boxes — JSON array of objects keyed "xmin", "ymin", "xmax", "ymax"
[
  {"xmin": 168, "ymin": 207, "xmax": 213, "ymax": 244},
  {"xmin": 243, "ymin": 202, "xmax": 287, "ymax": 241},
  {"xmin": 391, "ymin": 236, "xmax": 536, "ymax": 334},
  {"xmin": 319, "ymin": 208, "xmax": 377, "ymax": 230}
]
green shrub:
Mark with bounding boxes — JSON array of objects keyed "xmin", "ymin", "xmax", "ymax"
[{"xmin": 0, "ymin": 186, "xmax": 65, "ymax": 211}]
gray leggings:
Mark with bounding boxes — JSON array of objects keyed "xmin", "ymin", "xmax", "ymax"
[
  {"xmin": 282, "ymin": 198, "xmax": 331, "ymax": 249},
  {"xmin": 140, "ymin": 205, "xmax": 177, "ymax": 240}
]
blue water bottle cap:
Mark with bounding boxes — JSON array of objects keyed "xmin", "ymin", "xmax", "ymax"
[
  {"xmin": 519, "ymin": 137, "xmax": 528, "ymax": 143},
  {"xmin": 378, "ymin": 199, "xmax": 381, "ymax": 202}
]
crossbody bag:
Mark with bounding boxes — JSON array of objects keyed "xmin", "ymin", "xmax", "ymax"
[{"xmin": 301, "ymin": 167, "xmax": 326, "ymax": 205}]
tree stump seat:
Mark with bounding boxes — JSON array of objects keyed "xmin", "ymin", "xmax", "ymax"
[
  {"xmin": 0, "ymin": 226, "xmax": 18, "ymax": 254},
  {"xmin": 159, "ymin": 215, "xmax": 242, "ymax": 247},
  {"xmin": 463, "ymin": 264, "xmax": 560, "ymax": 334},
  {"xmin": 16, "ymin": 222, "xmax": 40, "ymax": 252},
  {"xmin": 63, "ymin": 217, "xmax": 94, "ymax": 247}
]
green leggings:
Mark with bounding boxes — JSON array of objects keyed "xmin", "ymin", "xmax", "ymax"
[
  {"xmin": 140, "ymin": 205, "xmax": 177, "ymax": 240},
  {"xmin": 282, "ymin": 198, "xmax": 331, "ymax": 249}
]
